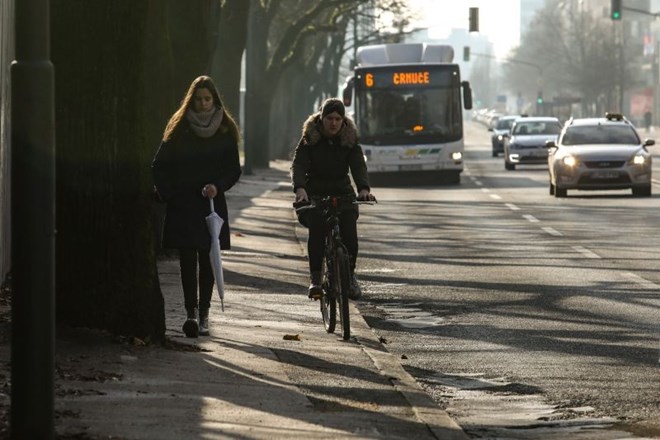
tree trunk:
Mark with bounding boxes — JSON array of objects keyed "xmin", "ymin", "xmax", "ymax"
[
  {"xmin": 244, "ymin": 1, "xmax": 273, "ymax": 171},
  {"xmin": 164, "ymin": 0, "xmax": 215, "ymax": 97},
  {"xmin": 210, "ymin": 0, "xmax": 250, "ymax": 123},
  {"xmin": 52, "ymin": 0, "xmax": 165, "ymax": 342}
]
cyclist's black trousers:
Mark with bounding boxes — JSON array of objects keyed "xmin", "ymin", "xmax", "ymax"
[
  {"xmin": 302, "ymin": 208, "xmax": 358, "ymax": 273},
  {"xmin": 179, "ymin": 248, "xmax": 214, "ymax": 312}
]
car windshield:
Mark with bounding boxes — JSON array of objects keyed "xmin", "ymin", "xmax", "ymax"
[
  {"xmin": 496, "ymin": 118, "xmax": 517, "ymax": 130},
  {"xmin": 561, "ymin": 125, "xmax": 641, "ymax": 145},
  {"xmin": 513, "ymin": 121, "xmax": 561, "ymax": 135}
]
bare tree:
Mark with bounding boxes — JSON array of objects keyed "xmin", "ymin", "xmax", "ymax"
[
  {"xmin": 244, "ymin": 0, "xmax": 414, "ymax": 169},
  {"xmin": 503, "ymin": 0, "xmax": 642, "ymax": 116}
]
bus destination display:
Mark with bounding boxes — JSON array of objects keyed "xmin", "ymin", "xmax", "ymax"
[{"xmin": 361, "ymin": 68, "xmax": 454, "ymax": 88}]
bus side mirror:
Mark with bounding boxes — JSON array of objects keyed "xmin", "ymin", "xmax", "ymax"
[
  {"xmin": 342, "ymin": 77, "xmax": 354, "ymax": 106},
  {"xmin": 462, "ymin": 81, "xmax": 473, "ymax": 110}
]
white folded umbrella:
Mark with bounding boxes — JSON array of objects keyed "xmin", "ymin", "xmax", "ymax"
[{"xmin": 205, "ymin": 199, "xmax": 225, "ymax": 311}]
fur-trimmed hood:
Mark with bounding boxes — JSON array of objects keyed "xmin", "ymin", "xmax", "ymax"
[{"xmin": 301, "ymin": 113, "xmax": 358, "ymax": 148}]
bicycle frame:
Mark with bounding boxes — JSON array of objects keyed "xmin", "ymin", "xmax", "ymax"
[{"xmin": 296, "ymin": 195, "xmax": 354, "ymax": 340}]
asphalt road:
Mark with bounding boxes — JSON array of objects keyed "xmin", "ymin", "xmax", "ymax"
[{"xmin": 354, "ymin": 121, "xmax": 660, "ymax": 439}]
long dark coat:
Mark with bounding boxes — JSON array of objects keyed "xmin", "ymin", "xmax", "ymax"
[
  {"xmin": 152, "ymin": 123, "xmax": 241, "ymax": 250},
  {"xmin": 290, "ymin": 114, "xmax": 370, "ymax": 196}
]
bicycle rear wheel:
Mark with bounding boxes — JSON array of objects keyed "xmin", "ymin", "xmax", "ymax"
[
  {"xmin": 320, "ymin": 257, "xmax": 336, "ymax": 333},
  {"xmin": 335, "ymin": 246, "xmax": 351, "ymax": 340}
]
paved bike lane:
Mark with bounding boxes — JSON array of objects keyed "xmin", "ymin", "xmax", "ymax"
[{"xmin": 51, "ymin": 160, "xmax": 466, "ymax": 439}]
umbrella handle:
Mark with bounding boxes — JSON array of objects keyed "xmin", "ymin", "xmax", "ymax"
[{"xmin": 209, "ymin": 198, "xmax": 215, "ymax": 213}]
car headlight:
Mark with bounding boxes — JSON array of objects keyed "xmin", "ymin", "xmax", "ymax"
[
  {"xmin": 562, "ymin": 155, "xmax": 577, "ymax": 167},
  {"xmin": 498, "ymin": 135, "xmax": 504, "ymax": 141},
  {"xmin": 632, "ymin": 154, "xmax": 646, "ymax": 165},
  {"xmin": 451, "ymin": 152, "xmax": 463, "ymax": 161}
]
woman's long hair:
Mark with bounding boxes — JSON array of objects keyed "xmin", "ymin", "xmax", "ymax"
[{"xmin": 162, "ymin": 75, "xmax": 240, "ymax": 143}]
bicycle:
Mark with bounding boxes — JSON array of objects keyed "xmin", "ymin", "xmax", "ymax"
[{"xmin": 295, "ymin": 195, "xmax": 373, "ymax": 340}]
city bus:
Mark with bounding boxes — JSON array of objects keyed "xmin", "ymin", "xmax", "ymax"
[{"xmin": 342, "ymin": 43, "xmax": 472, "ymax": 184}]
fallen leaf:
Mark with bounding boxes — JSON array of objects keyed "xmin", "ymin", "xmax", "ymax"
[
  {"xmin": 283, "ymin": 334, "xmax": 301, "ymax": 341},
  {"xmin": 378, "ymin": 336, "xmax": 388, "ymax": 344},
  {"xmin": 401, "ymin": 354, "xmax": 408, "ymax": 360}
]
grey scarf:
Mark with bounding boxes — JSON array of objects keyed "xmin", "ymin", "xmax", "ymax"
[{"xmin": 185, "ymin": 107, "xmax": 224, "ymax": 138}]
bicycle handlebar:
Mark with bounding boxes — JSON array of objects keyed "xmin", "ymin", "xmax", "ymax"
[{"xmin": 293, "ymin": 196, "xmax": 376, "ymax": 213}]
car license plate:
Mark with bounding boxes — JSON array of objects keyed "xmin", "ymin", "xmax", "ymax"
[
  {"xmin": 592, "ymin": 171, "xmax": 619, "ymax": 179},
  {"xmin": 400, "ymin": 164, "xmax": 422, "ymax": 171}
]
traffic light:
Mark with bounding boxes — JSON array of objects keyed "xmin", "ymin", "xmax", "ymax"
[
  {"xmin": 611, "ymin": 0, "xmax": 622, "ymax": 20},
  {"xmin": 536, "ymin": 91, "xmax": 544, "ymax": 105},
  {"xmin": 469, "ymin": 7, "xmax": 479, "ymax": 32},
  {"xmin": 463, "ymin": 46, "xmax": 470, "ymax": 61}
]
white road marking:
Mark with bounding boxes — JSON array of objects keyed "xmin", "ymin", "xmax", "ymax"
[
  {"xmin": 523, "ymin": 214, "xmax": 539, "ymax": 223},
  {"xmin": 621, "ymin": 272, "xmax": 660, "ymax": 289},
  {"xmin": 489, "ymin": 194, "xmax": 502, "ymax": 200},
  {"xmin": 571, "ymin": 246, "xmax": 601, "ymax": 259},
  {"xmin": 652, "ymin": 178, "xmax": 660, "ymax": 187},
  {"xmin": 505, "ymin": 203, "xmax": 520, "ymax": 211},
  {"xmin": 542, "ymin": 226, "xmax": 563, "ymax": 236},
  {"xmin": 481, "ymin": 188, "xmax": 491, "ymax": 193}
]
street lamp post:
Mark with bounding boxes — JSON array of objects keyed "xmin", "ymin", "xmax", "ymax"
[{"xmin": 10, "ymin": 0, "xmax": 56, "ymax": 438}]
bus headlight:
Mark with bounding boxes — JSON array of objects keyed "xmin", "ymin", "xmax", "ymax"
[{"xmin": 451, "ymin": 152, "xmax": 463, "ymax": 161}]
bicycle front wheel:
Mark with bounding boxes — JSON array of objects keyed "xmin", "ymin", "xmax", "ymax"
[
  {"xmin": 320, "ymin": 256, "xmax": 336, "ymax": 333},
  {"xmin": 335, "ymin": 246, "xmax": 351, "ymax": 340}
]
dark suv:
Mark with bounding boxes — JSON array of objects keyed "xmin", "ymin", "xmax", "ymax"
[{"xmin": 489, "ymin": 115, "xmax": 520, "ymax": 157}]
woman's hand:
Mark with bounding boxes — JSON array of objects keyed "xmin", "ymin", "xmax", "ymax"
[
  {"xmin": 202, "ymin": 184, "xmax": 218, "ymax": 199},
  {"xmin": 295, "ymin": 187, "xmax": 309, "ymax": 203},
  {"xmin": 358, "ymin": 189, "xmax": 376, "ymax": 202}
]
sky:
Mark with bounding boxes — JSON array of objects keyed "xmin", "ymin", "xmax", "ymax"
[{"xmin": 407, "ymin": 0, "xmax": 521, "ymax": 58}]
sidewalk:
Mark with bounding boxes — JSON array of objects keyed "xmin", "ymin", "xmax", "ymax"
[{"xmin": 24, "ymin": 161, "xmax": 467, "ymax": 439}]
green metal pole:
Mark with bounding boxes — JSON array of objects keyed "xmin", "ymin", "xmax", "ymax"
[{"xmin": 10, "ymin": 0, "xmax": 56, "ymax": 437}]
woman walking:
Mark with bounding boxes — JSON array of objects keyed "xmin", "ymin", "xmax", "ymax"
[{"xmin": 152, "ymin": 75, "xmax": 241, "ymax": 337}]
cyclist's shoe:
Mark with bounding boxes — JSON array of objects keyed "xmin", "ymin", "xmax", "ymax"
[
  {"xmin": 348, "ymin": 274, "xmax": 362, "ymax": 300},
  {"xmin": 308, "ymin": 271, "xmax": 323, "ymax": 300},
  {"xmin": 308, "ymin": 284, "xmax": 323, "ymax": 300},
  {"xmin": 183, "ymin": 307, "xmax": 199, "ymax": 338}
]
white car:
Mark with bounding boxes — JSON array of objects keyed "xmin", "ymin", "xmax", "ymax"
[
  {"xmin": 547, "ymin": 113, "xmax": 654, "ymax": 197},
  {"xmin": 504, "ymin": 117, "xmax": 562, "ymax": 170}
]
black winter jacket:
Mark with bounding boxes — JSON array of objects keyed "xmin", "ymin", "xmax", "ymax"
[
  {"xmin": 291, "ymin": 114, "xmax": 370, "ymax": 197},
  {"xmin": 152, "ymin": 124, "xmax": 241, "ymax": 250}
]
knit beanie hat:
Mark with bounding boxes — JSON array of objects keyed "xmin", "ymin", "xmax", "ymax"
[{"xmin": 320, "ymin": 98, "xmax": 345, "ymax": 119}]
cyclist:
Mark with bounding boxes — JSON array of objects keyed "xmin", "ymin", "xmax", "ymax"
[{"xmin": 291, "ymin": 98, "xmax": 376, "ymax": 300}]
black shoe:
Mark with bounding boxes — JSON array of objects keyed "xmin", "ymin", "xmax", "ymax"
[
  {"xmin": 183, "ymin": 318, "xmax": 199, "ymax": 338},
  {"xmin": 183, "ymin": 307, "xmax": 199, "ymax": 338},
  {"xmin": 348, "ymin": 274, "xmax": 362, "ymax": 300},
  {"xmin": 199, "ymin": 308, "xmax": 210, "ymax": 336}
]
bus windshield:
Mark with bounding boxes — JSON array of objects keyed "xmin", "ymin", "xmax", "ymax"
[{"xmin": 355, "ymin": 66, "xmax": 463, "ymax": 145}]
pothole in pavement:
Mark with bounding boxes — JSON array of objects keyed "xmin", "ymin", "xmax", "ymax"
[
  {"xmin": 420, "ymin": 373, "xmax": 640, "ymax": 440},
  {"xmin": 360, "ymin": 294, "xmax": 647, "ymax": 438},
  {"xmin": 370, "ymin": 301, "xmax": 446, "ymax": 330}
]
